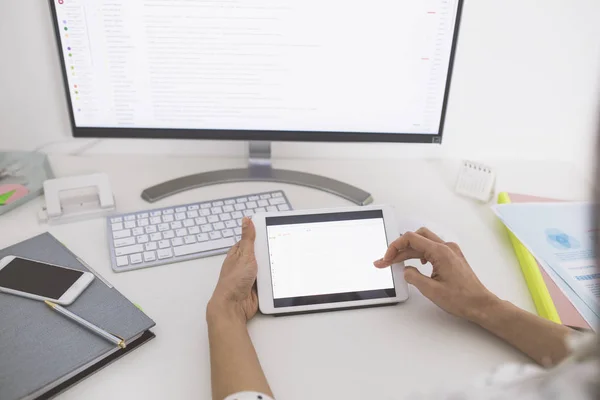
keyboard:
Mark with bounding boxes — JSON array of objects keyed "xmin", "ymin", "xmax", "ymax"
[{"xmin": 106, "ymin": 190, "xmax": 292, "ymax": 272}]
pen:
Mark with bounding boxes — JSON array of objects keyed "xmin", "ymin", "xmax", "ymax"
[{"xmin": 44, "ymin": 300, "xmax": 126, "ymax": 349}]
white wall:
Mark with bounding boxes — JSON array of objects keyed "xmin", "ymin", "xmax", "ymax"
[{"xmin": 1, "ymin": 1, "xmax": 599, "ymax": 172}]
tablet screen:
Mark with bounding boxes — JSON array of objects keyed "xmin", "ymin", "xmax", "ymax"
[{"xmin": 266, "ymin": 210, "xmax": 396, "ymax": 307}]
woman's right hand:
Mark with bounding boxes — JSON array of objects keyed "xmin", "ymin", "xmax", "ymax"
[{"xmin": 374, "ymin": 228, "xmax": 499, "ymax": 322}]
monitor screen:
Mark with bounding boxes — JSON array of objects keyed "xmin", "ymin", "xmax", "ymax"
[{"xmin": 50, "ymin": 0, "xmax": 463, "ymax": 143}]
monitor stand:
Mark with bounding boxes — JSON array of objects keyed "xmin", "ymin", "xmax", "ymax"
[{"xmin": 141, "ymin": 141, "xmax": 373, "ymax": 206}]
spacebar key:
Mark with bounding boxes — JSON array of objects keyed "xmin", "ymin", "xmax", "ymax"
[{"xmin": 173, "ymin": 238, "xmax": 236, "ymax": 256}]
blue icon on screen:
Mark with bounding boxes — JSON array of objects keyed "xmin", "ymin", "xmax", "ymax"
[{"xmin": 545, "ymin": 228, "xmax": 580, "ymax": 250}]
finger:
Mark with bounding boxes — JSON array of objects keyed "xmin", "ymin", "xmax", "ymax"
[
  {"xmin": 226, "ymin": 241, "xmax": 241, "ymax": 257},
  {"xmin": 445, "ymin": 241, "xmax": 464, "ymax": 257},
  {"xmin": 382, "ymin": 232, "xmax": 439, "ymax": 262},
  {"xmin": 240, "ymin": 217, "xmax": 256, "ymax": 245},
  {"xmin": 374, "ymin": 249, "xmax": 423, "ymax": 268},
  {"xmin": 404, "ymin": 266, "xmax": 437, "ymax": 297},
  {"xmin": 415, "ymin": 227, "xmax": 444, "ymax": 243}
]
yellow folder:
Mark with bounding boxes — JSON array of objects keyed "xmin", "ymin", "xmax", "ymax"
[{"xmin": 497, "ymin": 192, "xmax": 561, "ymax": 323}]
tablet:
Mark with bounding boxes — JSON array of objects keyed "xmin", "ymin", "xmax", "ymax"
[{"xmin": 254, "ymin": 205, "xmax": 409, "ymax": 315}]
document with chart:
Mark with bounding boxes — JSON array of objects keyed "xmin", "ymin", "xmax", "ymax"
[{"xmin": 493, "ymin": 202, "xmax": 600, "ymax": 327}]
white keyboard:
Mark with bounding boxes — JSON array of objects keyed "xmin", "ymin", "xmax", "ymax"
[{"xmin": 107, "ymin": 190, "xmax": 292, "ymax": 272}]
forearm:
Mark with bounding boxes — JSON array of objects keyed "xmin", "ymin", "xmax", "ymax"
[
  {"xmin": 470, "ymin": 298, "xmax": 573, "ymax": 366},
  {"xmin": 207, "ymin": 305, "xmax": 273, "ymax": 400}
]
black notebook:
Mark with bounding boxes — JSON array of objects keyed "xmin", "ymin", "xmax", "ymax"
[{"xmin": 0, "ymin": 233, "xmax": 156, "ymax": 400}]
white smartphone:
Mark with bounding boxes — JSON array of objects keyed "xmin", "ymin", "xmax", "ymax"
[{"xmin": 0, "ymin": 256, "xmax": 95, "ymax": 305}]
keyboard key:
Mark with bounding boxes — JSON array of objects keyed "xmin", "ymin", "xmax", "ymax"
[
  {"xmin": 158, "ymin": 223, "xmax": 169, "ymax": 232},
  {"xmin": 234, "ymin": 203, "xmax": 246, "ymax": 211},
  {"xmin": 163, "ymin": 209, "xmax": 174, "ymax": 214},
  {"xmin": 260, "ymin": 194, "xmax": 272, "ymax": 199},
  {"xmin": 197, "ymin": 233, "xmax": 209, "ymax": 242},
  {"xmin": 278, "ymin": 204, "xmax": 290, "ymax": 211},
  {"xmin": 237, "ymin": 219, "xmax": 243, "ymax": 227},
  {"xmin": 243, "ymin": 210, "xmax": 254, "ymax": 216},
  {"xmin": 248, "ymin": 195, "xmax": 259, "ymax": 201},
  {"xmin": 235, "ymin": 235, "xmax": 242, "ymax": 242},
  {"xmin": 225, "ymin": 220, "xmax": 237, "ymax": 228},
  {"xmin": 113, "ymin": 229, "xmax": 131, "ymax": 239},
  {"xmin": 170, "ymin": 221, "xmax": 183, "ymax": 229},
  {"xmin": 150, "ymin": 232, "xmax": 162, "ymax": 241},
  {"xmin": 145, "ymin": 242, "xmax": 158, "ymax": 251},
  {"xmin": 210, "ymin": 231, "xmax": 222, "ymax": 240},
  {"xmin": 133, "ymin": 227, "xmax": 145, "ymax": 235},
  {"xmin": 188, "ymin": 205, "xmax": 199, "ymax": 210},
  {"xmin": 257, "ymin": 199, "xmax": 269, "ymax": 207},
  {"xmin": 137, "ymin": 234, "xmax": 149, "ymax": 244},
  {"xmin": 223, "ymin": 205, "xmax": 234, "ymax": 212},
  {"xmin": 124, "ymin": 221, "xmax": 136, "ymax": 229},
  {"xmin": 256, "ymin": 207, "xmax": 266, "ymax": 213},
  {"xmin": 115, "ymin": 244, "xmax": 144, "ymax": 256},
  {"xmin": 111, "ymin": 222, "xmax": 124, "ymax": 231},
  {"xmin": 222, "ymin": 229, "xmax": 234, "ymax": 237},
  {"xmin": 150, "ymin": 211, "xmax": 162, "ymax": 217},
  {"xmin": 267, "ymin": 206, "xmax": 277, "ymax": 212},
  {"xmin": 143, "ymin": 251, "xmax": 156, "ymax": 262},
  {"xmin": 157, "ymin": 248, "xmax": 173, "ymax": 260},
  {"xmin": 130, "ymin": 253, "xmax": 143, "ymax": 264},
  {"xmin": 184, "ymin": 235, "xmax": 197, "ymax": 244},
  {"xmin": 201, "ymin": 224, "xmax": 213, "ymax": 233},
  {"xmin": 188, "ymin": 226, "xmax": 200, "ymax": 234},
  {"xmin": 175, "ymin": 212, "xmax": 186, "ymax": 221},
  {"xmin": 124, "ymin": 215, "xmax": 136, "ymax": 221},
  {"xmin": 173, "ymin": 237, "xmax": 236, "ymax": 256},
  {"xmin": 163, "ymin": 230, "xmax": 175, "ymax": 239},
  {"xmin": 246, "ymin": 201, "xmax": 258, "ymax": 209},
  {"xmin": 114, "ymin": 237, "xmax": 136, "ymax": 247},
  {"xmin": 200, "ymin": 203, "xmax": 211, "ymax": 209},
  {"xmin": 225, "ymin": 199, "xmax": 236, "ymax": 205},
  {"xmin": 145, "ymin": 225, "xmax": 157, "ymax": 234},
  {"xmin": 158, "ymin": 240, "xmax": 170, "ymax": 249},
  {"xmin": 176, "ymin": 228, "xmax": 188, "ymax": 237},
  {"xmin": 211, "ymin": 206, "xmax": 223, "ymax": 215},
  {"xmin": 195, "ymin": 216, "xmax": 207, "ymax": 225},
  {"xmin": 139, "ymin": 213, "xmax": 149, "ymax": 219},
  {"xmin": 234, "ymin": 227, "xmax": 242, "ymax": 235},
  {"xmin": 138, "ymin": 218, "xmax": 149, "ymax": 227},
  {"xmin": 269, "ymin": 197, "xmax": 286, "ymax": 205},
  {"xmin": 231, "ymin": 211, "xmax": 243, "ymax": 219},
  {"xmin": 111, "ymin": 217, "xmax": 123, "ymax": 223},
  {"xmin": 183, "ymin": 219, "xmax": 194, "ymax": 227},
  {"xmin": 171, "ymin": 237, "xmax": 184, "ymax": 246},
  {"xmin": 213, "ymin": 222, "xmax": 225, "ymax": 230},
  {"xmin": 150, "ymin": 216, "xmax": 161, "ymax": 224},
  {"xmin": 237, "ymin": 197, "xmax": 248, "ymax": 203},
  {"xmin": 272, "ymin": 192, "xmax": 283, "ymax": 197},
  {"xmin": 208, "ymin": 215, "xmax": 219, "ymax": 223},
  {"xmin": 200, "ymin": 209, "xmax": 211, "ymax": 217},
  {"xmin": 187, "ymin": 210, "xmax": 199, "ymax": 218},
  {"xmin": 175, "ymin": 207, "xmax": 186, "ymax": 213},
  {"xmin": 116, "ymin": 256, "xmax": 129, "ymax": 267},
  {"xmin": 212, "ymin": 200, "xmax": 224, "ymax": 207},
  {"xmin": 162, "ymin": 214, "xmax": 174, "ymax": 223},
  {"xmin": 220, "ymin": 213, "xmax": 232, "ymax": 221}
]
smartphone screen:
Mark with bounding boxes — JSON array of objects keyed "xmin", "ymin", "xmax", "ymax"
[{"xmin": 0, "ymin": 258, "xmax": 84, "ymax": 299}]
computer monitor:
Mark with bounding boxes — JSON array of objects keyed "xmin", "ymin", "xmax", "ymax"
[{"xmin": 49, "ymin": 0, "xmax": 463, "ymax": 205}]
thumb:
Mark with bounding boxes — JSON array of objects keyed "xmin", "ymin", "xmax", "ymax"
[
  {"xmin": 404, "ymin": 266, "xmax": 435, "ymax": 294},
  {"xmin": 240, "ymin": 217, "xmax": 256, "ymax": 246}
]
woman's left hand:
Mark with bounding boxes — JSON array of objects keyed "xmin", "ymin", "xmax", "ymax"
[{"xmin": 207, "ymin": 217, "xmax": 259, "ymax": 323}]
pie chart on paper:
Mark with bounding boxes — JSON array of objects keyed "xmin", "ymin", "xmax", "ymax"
[{"xmin": 0, "ymin": 184, "xmax": 29, "ymax": 205}]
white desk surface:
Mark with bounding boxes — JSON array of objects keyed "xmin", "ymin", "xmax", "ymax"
[{"xmin": 0, "ymin": 154, "xmax": 592, "ymax": 400}]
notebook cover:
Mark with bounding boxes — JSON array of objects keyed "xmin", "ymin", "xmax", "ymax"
[
  {"xmin": 507, "ymin": 193, "xmax": 591, "ymax": 330},
  {"xmin": 0, "ymin": 233, "xmax": 156, "ymax": 400}
]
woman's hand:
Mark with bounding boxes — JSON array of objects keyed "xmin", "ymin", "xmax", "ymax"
[
  {"xmin": 208, "ymin": 217, "xmax": 259, "ymax": 324},
  {"xmin": 374, "ymin": 227, "xmax": 498, "ymax": 321}
]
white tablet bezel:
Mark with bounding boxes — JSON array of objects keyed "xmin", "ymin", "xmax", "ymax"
[{"xmin": 253, "ymin": 205, "xmax": 409, "ymax": 315}]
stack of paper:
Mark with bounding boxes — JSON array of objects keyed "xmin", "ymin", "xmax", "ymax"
[{"xmin": 493, "ymin": 202, "xmax": 599, "ymax": 330}]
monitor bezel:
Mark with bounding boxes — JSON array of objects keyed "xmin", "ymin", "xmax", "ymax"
[{"xmin": 49, "ymin": 0, "xmax": 464, "ymax": 145}]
